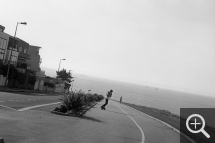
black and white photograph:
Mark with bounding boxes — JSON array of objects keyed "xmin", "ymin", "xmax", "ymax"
[{"xmin": 0, "ymin": 0, "xmax": 215, "ymax": 143}]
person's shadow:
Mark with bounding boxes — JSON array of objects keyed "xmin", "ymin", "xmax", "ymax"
[
  {"xmin": 80, "ymin": 116, "xmax": 104, "ymax": 123},
  {"xmin": 104, "ymin": 110, "xmax": 127, "ymax": 115}
]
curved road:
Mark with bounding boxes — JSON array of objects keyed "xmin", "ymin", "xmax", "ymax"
[{"xmin": 0, "ymin": 92, "xmax": 192, "ymax": 143}]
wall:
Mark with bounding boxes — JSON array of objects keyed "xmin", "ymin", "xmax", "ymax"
[
  {"xmin": 27, "ymin": 45, "xmax": 41, "ymax": 72},
  {"xmin": 0, "ymin": 31, "xmax": 9, "ymax": 61},
  {"xmin": 34, "ymin": 71, "xmax": 45, "ymax": 90},
  {"xmin": 0, "ymin": 75, "xmax": 6, "ymax": 86},
  {"xmin": 55, "ymin": 83, "xmax": 65, "ymax": 93}
]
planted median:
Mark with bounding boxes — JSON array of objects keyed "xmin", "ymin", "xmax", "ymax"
[{"xmin": 51, "ymin": 90, "xmax": 104, "ymax": 117}]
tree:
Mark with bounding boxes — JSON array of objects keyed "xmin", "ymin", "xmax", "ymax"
[{"xmin": 56, "ymin": 69, "xmax": 73, "ymax": 90}]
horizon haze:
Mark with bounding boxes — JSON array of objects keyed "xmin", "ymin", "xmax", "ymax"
[{"xmin": 1, "ymin": 0, "xmax": 215, "ymax": 96}]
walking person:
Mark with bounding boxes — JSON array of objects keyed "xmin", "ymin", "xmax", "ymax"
[
  {"xmin": 120, "ymin": 96, "xmax": 122, "ymax": 103},
  {"xmin": 101, "ymin": 90, "xmax": 113, "ymax": 110}
]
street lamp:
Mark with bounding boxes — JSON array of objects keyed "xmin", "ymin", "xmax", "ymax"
[
  {"xmin": 69, "ymin": 70, "xmax": 73, "ymax": 77},
  {"xmin": 58, "ymin": 59, "xmax": 66, "ymax": 72},
  {"xmin": 5, "ymin": 22, "xmax": 27, "ymax": 87}
]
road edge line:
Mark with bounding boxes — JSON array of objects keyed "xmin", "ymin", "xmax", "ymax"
[
  {"xmin": 121, "ymin": 102, "xmax": 196, "ymax": 143},
  {"xmin": 113, "ymin": 102, "xmax": 145, "ymax": 143},
  {"xmin": 18, "ymin": 102, "xmax": 61, "ymax": 111}
]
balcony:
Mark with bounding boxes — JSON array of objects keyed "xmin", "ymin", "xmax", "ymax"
[
  {"xmin": 0, "ymin": 59, "xmax": 17, "ymax": 66},
  {"xmin": 0, "ymin": 59, "xmax": 30, "ymax": 70},
  {"xmin": 18, "ymin": 52, "xmax": 31, "ymax": 60}
]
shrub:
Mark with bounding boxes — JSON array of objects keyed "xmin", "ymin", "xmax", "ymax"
[
  {"xmin": 54, "ymin": 107, "xmax": 60, "ymax": 111},
  {"xmin": 60, "ymin": 90, "xmax": 86, "ymax": 112},
  {"xmin": 56, "ymin": 90, "xmax": 104, "ymax": 114},
  {"xmin": 44, "ymin": 82, "xmax": 55, "ymax": 88},
  {"xmin": 94, "ymin": 94, "xmax": 104, "ymax": 101},
  {"xmin": 59, "ymin": 105, "xmax": 67, "ymax": 113}
]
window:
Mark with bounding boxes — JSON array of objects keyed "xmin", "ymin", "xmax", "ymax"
[
  {"xmin": 2, "ymin": 39, "xmax": 6, "ymax": 50},
  {"xmin": 24, "ymin": 48, "xmax": 27, "ymax": 53},
  {"xmin": 19, "ymin": 46, "xmax": 22, "ymax": 52},
  {"xmin": 11, "ymin": 56, "xmax": 17, "ymax": 62},
  {"xmin": 0, "ymin": 53, "xmax": 3, "ymax": 60},
  {"xmin": 10, "ymin": 55, "xmax": 17, "ymax": 65},
  {"xmin": 0, "ymin": 38, "xmax": 7, "ymax": 50},
  {"xmin": 0, "ymin": 39, "xmax": 2, "ymax": 49},
  {"xmin": 0, "ymin": 49, "xmax": 4, "ymax": 53},
  {"xmin": 0, "ymin": 38, "xmax": 7, "ymax": 60},
  {"xmin": 0, "ymin": 38, "xmax": 3, "ymax": 49},
  {"xmin": 14, "ymin": 45, "xmax": 18, "ymax": 51}
]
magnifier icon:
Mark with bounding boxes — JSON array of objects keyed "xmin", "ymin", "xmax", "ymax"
[{"xmin": 186, "ymin": 114, "xmax": 210, "ymax": 138}]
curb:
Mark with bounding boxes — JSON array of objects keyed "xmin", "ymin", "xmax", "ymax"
[{"xmin": 51, "ymin": 102, "xmax": 97, "ymax": 117}]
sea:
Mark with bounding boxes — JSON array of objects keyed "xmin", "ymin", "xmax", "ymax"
[{"xmin": 72, "ymin": 74, "xmax": 215, "ymax": 116}]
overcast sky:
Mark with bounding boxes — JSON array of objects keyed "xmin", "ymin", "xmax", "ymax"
[{"xmin": 1, "ymin": 0, "xmax": 215, "ymax": 95}]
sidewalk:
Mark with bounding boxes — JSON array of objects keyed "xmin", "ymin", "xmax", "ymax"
[{"xmin": 0, "ymin": 86, "xmax": 64, "ymax": 95}]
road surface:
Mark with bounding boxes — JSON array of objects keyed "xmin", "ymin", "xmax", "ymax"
[{"xmin": 0, "ymin": 92, "xmax": 192, "ymax": 143}]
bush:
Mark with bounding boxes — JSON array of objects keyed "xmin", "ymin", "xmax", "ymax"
[
  {"xmin": 55, "ymin": 90, "xmax": 104, "ymax": 114},
  {"xmin": 59, "ymin": 105, "xmax": 67, "ymax": 113},
  {"xmin": 60, "ymin": 90, "xmax": 86, "ymax": 112},
  {"xmin": 44, "ymin": 82, "xmax": 55, "ymax": 88}
]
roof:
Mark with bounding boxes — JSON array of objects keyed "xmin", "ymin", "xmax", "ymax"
[{"xmin": 29, "ymin": 45, "xmax": 42, "ymax": 49}]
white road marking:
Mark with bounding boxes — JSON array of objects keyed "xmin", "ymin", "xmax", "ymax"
[
  {"xmin": 0, "ymin": 101, "xmax": 5, "ymax": 102},
  {"xmin": 123, "ymin": 103, "xmax": 196, "ymax": 143},
  {"xmin": 113, "ymin": 102, "xmax": 145, "ymax": 143},
  {"xmin": 0, "ymin": 105, "xmax": 17, "ymax": 111},
  {"xmin": 18, "ymin": 102, "xmax": 61, "ymax": 111}
]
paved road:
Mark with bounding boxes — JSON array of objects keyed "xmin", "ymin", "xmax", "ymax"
[
  {"xmin": 0, "ymin": 91, "xmax": 60, "ymax": 110},
  {"xmin": 0, "ymin": 92, "xmax": 192, "ymax": 143}
]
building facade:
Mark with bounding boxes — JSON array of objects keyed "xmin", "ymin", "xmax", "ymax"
[
  {"xmin": 0, "ymin": 25, "xmax": 9, "ymax": 63},
  {"xmin": 28, "ymin": 45, "xmax": 41, "ymax": 72},
  {"xmin": 5, "ymin": 37, "xmax": 31, "ymax": 71}
]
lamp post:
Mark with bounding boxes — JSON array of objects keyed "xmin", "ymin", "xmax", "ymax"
[
  {"xmin": 69, "ymin": 70, "xmax": 73, "ymax": 77},
  {"xmin": 5, "ymin": 22, "xmax": 27, "ymax": 87},
  {"xmin": 58, "ymin": 59, "xmax": 66, "ymax": 72}
]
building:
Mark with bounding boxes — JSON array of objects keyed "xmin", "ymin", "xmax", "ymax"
[
  {"xmin": 27, "ymin": 45, "xmax": 47, "ymax": 91},
  {"xmin": 0, "ymin": 25, "xmax": 48, "ymax": 91},
  {"xmin": 6, "ymin": 37, "xmax": 31, "ymax": 71},
  {"xmin": 0, "ymin": 25, "xmax": 9, "ymax": 86},
  {"xmin": 0, "ymin": 25, "xmax": 9, "ymax": 63},
  {"xmin": 27, "ymin": 45, "xmax": 42, "ymax": 72},
  {"xmin": 34, "ymin": 70, "xmax": 46, "ymax": 91},
  {"xmin": 0, "ymin": 25, "xmax": 47, "ymax": 90}
]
